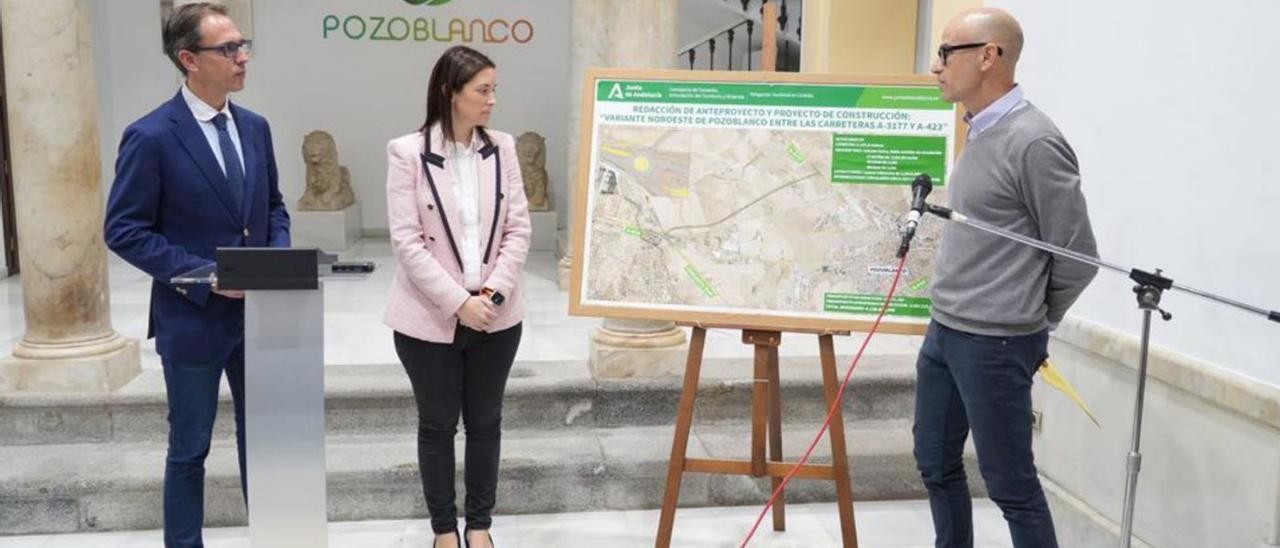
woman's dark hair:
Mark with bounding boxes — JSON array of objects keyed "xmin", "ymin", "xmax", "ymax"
[{"xmin": 420, "ymin": 46, "xmax": 496, "ymax": 145}]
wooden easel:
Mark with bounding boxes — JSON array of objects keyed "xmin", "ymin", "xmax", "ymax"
[{"xmin": 654, "ymin": 323, "xmax": 859, "ymax": 548}]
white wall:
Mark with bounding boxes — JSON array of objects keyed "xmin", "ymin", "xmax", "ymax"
[
  {"xmin": 1038, "ymin": 319, "xmax": 1280, "ymax": 547},
  {"xmin": 987, "ymin": 0, "xmax": 1280, "ymax": 386},
  {"xmin": 89, "ymin": 0, "xmax": 179, "ymax": 204},
  {"xmin": 90, "ymin": 0, "xmax": 571, "ymax": 234}
]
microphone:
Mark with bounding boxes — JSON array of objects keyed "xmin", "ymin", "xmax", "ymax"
[
  {"xmin": 904, "ymin": 174, "xmax": 933, "ymax": 229},
  {"xmin": 896, "ymin": 174, "xmax": 933, "ymax": 258}
]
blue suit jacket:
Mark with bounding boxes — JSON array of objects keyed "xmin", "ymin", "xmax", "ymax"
[{"xmin": 104, "ymin": 91, "xmax": 290, "ymax": 364}]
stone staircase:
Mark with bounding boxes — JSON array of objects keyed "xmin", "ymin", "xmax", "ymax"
[{"xmin": 0, "ymin": 351, "xmax": 979, "ymax": 535}]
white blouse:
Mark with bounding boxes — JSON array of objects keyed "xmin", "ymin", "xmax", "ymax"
[{"xmin": 446, "ymin": 134, "xmax": 483, "ymax": 291}]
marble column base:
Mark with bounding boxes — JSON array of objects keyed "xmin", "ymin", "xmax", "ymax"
[
  {"xmin": 3, "ymin": 337, "xmax": 140, "ymax": 393},
  {"xmin": 589, "ymin": 319, "xmax": 688, "ymax": 379}
]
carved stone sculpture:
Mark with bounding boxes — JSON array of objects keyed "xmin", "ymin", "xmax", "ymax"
[
  {"xmin": 516, "ymin": 131, "xmax": 552, "ymax": 211},
  {"xmin": 298, "ymin": 130, "xmax": 356, "ymax": 211}
]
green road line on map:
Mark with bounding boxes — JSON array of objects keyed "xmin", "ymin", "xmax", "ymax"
[
  {"xmin": 787, "ymin": 141, "xmax": 805, "ymax": 164},
  {"xmin": 684, "ymin": 264, "xmax": 717, "ymax": 298},
  {"xmin": 665, "ymin": 167, "xmax": 823, "ymax": 233}
]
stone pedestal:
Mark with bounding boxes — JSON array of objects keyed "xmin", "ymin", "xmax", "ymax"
[
  {"xmin": 589, "ymin": 319, "xmax": 688, "ymax": 379},
  {"xmin": 0, "ymin": 0, "xmax": 139, "ymax": 393},
  {"xmin": 292, "ymin": 204, "xmax": 362, "ymax": 251},
  {"xmin": 529, "ymin": 209, "xmax": 557, "ymax": 251}
]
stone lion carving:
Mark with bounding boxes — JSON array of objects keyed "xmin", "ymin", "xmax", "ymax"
[
  {"xmin": 516, "ymin": 131, "xmax": 551, "ymax": 211},
  {"xmin": 297, "ymin": 130, "xmax": 356, "ymax": 211}
]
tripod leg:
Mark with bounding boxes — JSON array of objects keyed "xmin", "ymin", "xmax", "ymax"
[
  {"xmin": 656, "ymin": 327, "xmax": 707, "ymax": 548},
  {"xmin": 752, "ymin": 341, "xmax": 769, "ymax": 477},
  {"xmin": 767, "ymin": 346, "xmax": 786, "ymax": 531},
  {"xmin": 1119, "ymin": 309, "xmax": 1155, "ymax": 548},
  {"xmin": 819, "ymin": 334, "xmax": 859, "ymax": 547}
]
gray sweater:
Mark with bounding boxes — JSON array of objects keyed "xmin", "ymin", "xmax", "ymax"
[{"xmin": 930, "ymin": 103, "xmax": 1098, "ymax": 336}]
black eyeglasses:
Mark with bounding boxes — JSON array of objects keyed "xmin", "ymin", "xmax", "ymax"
[
  {"xmin": 189, "ymin": 39, "xmax": 253, "ymax": 59},
  {"xmin": 936, "ymin": 42, "xmax": 1002, "ymax": 66}
]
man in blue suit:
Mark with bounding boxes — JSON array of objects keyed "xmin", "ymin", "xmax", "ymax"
[{"xmin": 104, "ymin": 4, "xmax": 289, "ymax": 546}]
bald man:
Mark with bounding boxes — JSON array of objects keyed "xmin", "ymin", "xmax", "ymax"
[{"xmin": 913, "ymin": 8, "xmax": 1097, "ymax": 548}]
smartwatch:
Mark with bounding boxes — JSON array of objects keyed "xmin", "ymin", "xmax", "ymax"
[{"xmin": 482, "ymin": 288, "xmax": 506, "ymax": 306}]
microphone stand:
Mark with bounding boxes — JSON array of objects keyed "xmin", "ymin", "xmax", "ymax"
[{"xmin": 920, "ymin": 203, "xmax": 1279, "ymax": 548}]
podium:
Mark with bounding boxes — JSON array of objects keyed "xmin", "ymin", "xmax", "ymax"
[{"xmin": 173, "ymin": 248, "xmax": 374, "ymax": 548}]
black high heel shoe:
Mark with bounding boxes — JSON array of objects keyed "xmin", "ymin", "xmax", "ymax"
[
  {"xmin": 464, "ymin": 528, "xmax": 494, "ymax": 548},
  {"xmin": 433, "ymin": 528, "xmax": 460, "ymax": 548}
]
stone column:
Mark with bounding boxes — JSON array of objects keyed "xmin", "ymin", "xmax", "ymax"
[
  {"xmin": 0, "ymin": 0, "xmax": 140, "ymax": 392},
  {"xmin": 566, "ymin": 0, "xmax": 687, "ymax": 379}
]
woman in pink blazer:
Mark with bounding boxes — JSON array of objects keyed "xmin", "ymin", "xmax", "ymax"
[{"xmin": 383, "ymin": 45, "xmax": 530, "ymax": 548}]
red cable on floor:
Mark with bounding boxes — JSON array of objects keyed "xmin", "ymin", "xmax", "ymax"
[{"xmin": 738, "ymin": 253, "xmax": 910, "ymax": 548}]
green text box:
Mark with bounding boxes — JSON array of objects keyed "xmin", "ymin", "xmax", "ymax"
[
  {"xmin": 831, "ymin": 134, "xmax": 946, "ymax": 186},
  {"xmin": 824, "ymin": 293, "xmax": 931, "ymax": 317}
]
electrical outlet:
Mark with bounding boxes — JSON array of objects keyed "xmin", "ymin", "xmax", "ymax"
[{"xmin": 1031, "ymin": 409, "xmax": 1043, "ymax": 433}]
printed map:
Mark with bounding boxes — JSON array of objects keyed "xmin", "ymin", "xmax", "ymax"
[{"xmin": 581, "ymin": 125, "xmax": 945, "ymax": 320}]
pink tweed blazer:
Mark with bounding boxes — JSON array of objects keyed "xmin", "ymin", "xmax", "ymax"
[{"xmin": 382, "ymin": 126, "xmax": 531, "ymax": 343}]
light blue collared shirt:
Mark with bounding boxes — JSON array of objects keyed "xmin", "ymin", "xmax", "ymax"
[
  {"xmin": 964, "ymin": 84, "xmax": 1027, "ymax": 141},
  {"xmin": 180, "ymin": 84, "xmax": 245, "ymax": 176}
]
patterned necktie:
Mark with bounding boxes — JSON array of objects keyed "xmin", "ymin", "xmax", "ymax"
[{"xmin": 211, "ymin": 113, "xmax": 245, "ymax": 209}]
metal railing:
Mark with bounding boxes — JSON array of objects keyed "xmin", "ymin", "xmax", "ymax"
[{"xmin": 678, "ymin": 0, "xmax": 802, "ymax": 72}]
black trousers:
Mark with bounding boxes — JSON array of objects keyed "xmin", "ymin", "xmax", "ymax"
[{"xmin": 393, "ymin": 323, "xmax": 521, "ymax": 534}]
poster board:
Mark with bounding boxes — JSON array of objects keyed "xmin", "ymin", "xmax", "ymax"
[{"xmin": 569, "ymin": 69, "xmax": 963, "ymax": 335}]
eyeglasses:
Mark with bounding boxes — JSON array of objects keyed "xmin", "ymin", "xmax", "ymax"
[
  {"xmin": 189, "ymin": 39, "xmax": 253, "ymax": 59},
  {"xmin": 936, "ymin": 42, "xmax": 1003, "ymax": 66}
]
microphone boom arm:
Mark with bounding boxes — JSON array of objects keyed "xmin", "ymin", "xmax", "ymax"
[{"xmin": 924, "ymin": 204, "xmax": 1278, "ymax": 322}]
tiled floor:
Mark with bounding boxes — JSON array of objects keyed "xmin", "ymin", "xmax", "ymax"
[{"xmin": 0, "ymin": 500, "xmax": 1016, "ymax": 547}]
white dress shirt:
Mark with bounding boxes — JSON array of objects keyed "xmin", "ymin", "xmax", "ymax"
[
  {"xmin": 446, "ymin": 132, "xmax": 484, "ymax": 291},
  {"xmin": 181, "ymin": 84, "xmax": 245, "ymax": 176}
]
